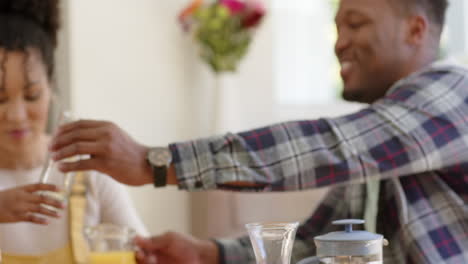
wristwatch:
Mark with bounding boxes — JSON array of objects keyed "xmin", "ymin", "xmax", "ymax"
[{"xmin": 146, "ymin": 147, "xmax": 172, "ymax": 187}]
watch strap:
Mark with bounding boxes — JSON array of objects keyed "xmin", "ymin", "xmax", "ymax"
[{"xmin": 153, "ymin": 165, "xmax": 167, "ymax": 187}]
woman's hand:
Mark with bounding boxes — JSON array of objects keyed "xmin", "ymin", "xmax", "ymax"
[{"xmin": 0, "ymin": 183, "xmax": 64, "ymax": 225}]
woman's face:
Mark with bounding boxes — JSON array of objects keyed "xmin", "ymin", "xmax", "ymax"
[{"xmin": 0, "ymin": 49, "xmax": 51, "ymax": 155}]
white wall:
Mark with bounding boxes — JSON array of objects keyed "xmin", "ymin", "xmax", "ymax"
[
  {"xmin": 66, "ymin": 0, "xmax": 193, "ymax": 234},
  {"xmin": 445, "ymin": 0, "xmax": 466, "ymax": 55}
]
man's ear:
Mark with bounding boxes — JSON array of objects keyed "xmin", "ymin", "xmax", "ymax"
[{"xmin": 406, "ymin": 15, "xmax": 428, "ymax": 45}]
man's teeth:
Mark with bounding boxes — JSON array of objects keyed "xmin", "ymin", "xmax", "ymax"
[{"xmin": 341, "ymin": 61, "xmax": 352, "ymax": 71}]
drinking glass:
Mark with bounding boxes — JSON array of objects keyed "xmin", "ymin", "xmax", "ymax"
[
  {"xmin": 37, "ymin": 111, "xmax": 77, "ymax": 211},
  {"xmin": 246, "ymin": 222, "xmax": 299, "ymax": 264},
  {"xmin": 85, "ymin": 223, "xmax": 137, "ymax": 264}
]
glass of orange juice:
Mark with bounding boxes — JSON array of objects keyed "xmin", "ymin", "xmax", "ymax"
[{"xmin": 85, "ymin": 223, "xmax": 137, "ymax": 264}]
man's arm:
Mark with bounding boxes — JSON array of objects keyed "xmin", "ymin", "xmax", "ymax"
[
  {"xmin": 48, "ymin": 100, "xmax": 449, "ymax": 191},
  {"xmin": 169, "ymin": 69, "xmax": 468, "ymax": 192},
  {"xmin": 51, "ymin": 68, "xmax": 468, "ymax": 191}
]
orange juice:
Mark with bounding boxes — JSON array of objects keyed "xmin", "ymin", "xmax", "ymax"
[{"xmin": 89, "ymin": 251, "xmax": 136, "ymax": 264}]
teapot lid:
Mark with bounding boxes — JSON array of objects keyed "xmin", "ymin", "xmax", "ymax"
[
  {"xmin": 314, "ymin": 219, "xmax": 387, "ymax": 257},
  {"xmin": 315, "ymin": 219, "xmax": 382, "ymax": 242}
]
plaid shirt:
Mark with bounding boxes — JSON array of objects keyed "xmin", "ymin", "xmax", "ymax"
[{"xmin": 170, "ymin": 62, "xmax": 468, "ymax": 264}]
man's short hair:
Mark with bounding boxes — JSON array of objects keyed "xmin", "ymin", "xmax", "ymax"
[{"xmin": 390, "ymin": 0, "xmax": 449, "ymax": 32}]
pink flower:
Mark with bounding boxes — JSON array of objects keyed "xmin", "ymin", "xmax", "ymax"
[
  {"xmin": 242, "ymin": 1, "xmax": 265, "ymax": 28},
  {"xmin": 220, "ymin": 0, "xmax": 246, "ymax": 14},
  {"xmin": 178, "ymin": 0, "xmax": 203, "ymax": 32}
]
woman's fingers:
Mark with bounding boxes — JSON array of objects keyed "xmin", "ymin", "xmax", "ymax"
[
  {"xmin": 27, "ymin": 192, "xmax": 65, "ymax": 210},
  {"xmin": 23, "ymin": 183, "xmax": 59, "ymax": 193},
  {"xmin": 28, "ymin": 203, "xmax": 60, "ymax": 218},
  {"xmin": 19, "ymin": 212, "xmax": 48, "ymax": 225}
]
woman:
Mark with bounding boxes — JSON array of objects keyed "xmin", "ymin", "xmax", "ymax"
[{"xmin": 0, "ymin": 1, "xmax": 147, "ymax": 263}]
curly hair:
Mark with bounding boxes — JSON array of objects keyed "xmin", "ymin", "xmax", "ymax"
[{"xmin": 0, "ymin": 0, "xmax": 61, "ymax": 79}]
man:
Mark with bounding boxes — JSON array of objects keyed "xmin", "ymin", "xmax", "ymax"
[{"xmin": 51, "ymin": 0, "xmax": 467, "ymax": 263}]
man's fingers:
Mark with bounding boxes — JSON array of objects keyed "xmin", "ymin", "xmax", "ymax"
[
  {"xmin": 135, "ymin": 236, "xmax": 164, "ymax": 252},
  {"xmin": 23, "ymin": 183, "xmax": 59, "ymax": 193},
  {"xmin": 52, "ymin": 141, "xmax": 101, "ymax": 161},
  {"xmin": 57, "ymin": 158, "xmax": 101, "ymax": 173},
  {"xmin": 135, "ymin": 233, "xmax": 175, "ymax": 252},
  {"xmin": 146, "ymin": 255, "xmax": 158, "ymax": 264},
  {"xmin": 50, "ymin": 120, "xmax": 110, "ymax": 149},
  {"xmin": 135, "ymin": 250, "xmax": 145, "ymax": 261},
  {"xmin": 135, "ymin": 250, "xmax": 158, "ymax": 264},
  {"xmin": 57, "ymin": 120, "xmax": 108, "ymax": 135},
  {"xmin": 134, "ymin": 236, "xmax": 154, "ymax": 250},
  {"xmin": 50, "ymin": 126, "xmax": 105, "ymax": 151}
]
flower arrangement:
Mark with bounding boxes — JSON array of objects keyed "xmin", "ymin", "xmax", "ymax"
[{"xmin": 179, "ymin": 0, "xmax": 266, "ymax": 73}]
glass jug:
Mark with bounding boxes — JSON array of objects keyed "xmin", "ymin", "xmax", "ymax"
[
  {"xmin": 246, "ymin": 222, "xmax": 299, "ymax": 264},
  {"xmin": 85, "ymin": 223, "xmax": 137, "ymax": 264}
]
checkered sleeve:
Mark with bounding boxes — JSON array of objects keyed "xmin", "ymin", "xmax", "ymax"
[{"xmin": 169, "ymin": 66, "xmax": 468, "ymax": 192}]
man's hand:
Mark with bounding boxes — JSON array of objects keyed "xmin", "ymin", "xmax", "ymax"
[
  {"xmin": 50, "ymin": 120, "xmax": 154, "ymax": 186},
  {"xmin": 0, "ymin": 184, "xmax": 64, "ymax": 225},
  {"xmin": 135, "ymin": 232, "xmax": 220, "ymax": 264}
]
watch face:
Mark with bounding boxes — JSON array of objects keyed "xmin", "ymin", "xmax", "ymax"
[{"xmin": 148, "ymin": 147, "xmax": 172, "ymax": 167}]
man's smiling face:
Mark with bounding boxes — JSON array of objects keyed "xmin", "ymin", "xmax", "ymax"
[{"xmin": 335, "ymin": 0, "xmax": 415, "ymax": 103}]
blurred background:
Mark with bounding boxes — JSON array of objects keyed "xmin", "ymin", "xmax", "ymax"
[{"xmin": 55, "ymin": 0, "xmax": 467, "ymax": 238}]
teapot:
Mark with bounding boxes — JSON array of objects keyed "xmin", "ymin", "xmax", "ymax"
[{"xmin": 298, "ymin": 219, "xmax": 388, "ymax": 264}]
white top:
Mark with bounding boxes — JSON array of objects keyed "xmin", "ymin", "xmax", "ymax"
[{"xmin": 0, "ymin": 166, "xmax": 148, "ymax": 255}]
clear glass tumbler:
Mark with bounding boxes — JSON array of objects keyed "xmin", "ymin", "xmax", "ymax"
[
  {"xmin": 37, "ymin": 111, "xmax": 77, "ymax": 211},
  {"xmin": 85, "ymin": 223, "xmax": 137, "ymax": 264},
  {"xmin": 246, "ymin": 222, "xmax": 299, "ymax": 264}
]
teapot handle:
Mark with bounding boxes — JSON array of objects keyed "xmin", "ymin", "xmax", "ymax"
[{"xmin": 383, "ymin": 239, "xmax": 389, "ymax": 246}]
